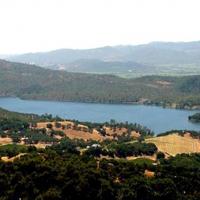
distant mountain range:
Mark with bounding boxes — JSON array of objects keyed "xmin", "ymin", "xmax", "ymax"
[{"xmin": 5, "ymin": 41, "xmax": 200, "ymax": 77}]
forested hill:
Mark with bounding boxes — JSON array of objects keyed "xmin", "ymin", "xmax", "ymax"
[{"xmin": 0, "ymin": 59, "xmax": 200, "ymax": 109}]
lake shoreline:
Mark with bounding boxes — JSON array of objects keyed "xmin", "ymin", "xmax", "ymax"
[
  {"xmin": 1, "ymin": 95, "xmax": 200, "ymax": 112},
  {"xmin": 0, "ymin": 97, "xmax": 200, "ymax": 134}
]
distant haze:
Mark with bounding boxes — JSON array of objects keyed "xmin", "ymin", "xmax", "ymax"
[
  {"xmin": 7, "ymin": 41, "xmax": 200, "ymax": 77},
  {"xmin": 0, "ymin": 0, "xmax": 200, "ymax": 54}
]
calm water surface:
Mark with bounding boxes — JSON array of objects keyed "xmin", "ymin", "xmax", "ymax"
[{"xmin": 0, "ymin": 97, "xmax": 200, "ymax": 134}]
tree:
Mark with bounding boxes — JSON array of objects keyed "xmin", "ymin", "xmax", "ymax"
[
  {"xmin": 55, "ymin": 122, "xmax": 62, "ymax": 128},
  {"xmin": 46, "ymin": 123, "xmax": 53, "ymax": 129},
  {"xmin": 157, "ymin": 151, "xmax": 165, "ymax": 160}
]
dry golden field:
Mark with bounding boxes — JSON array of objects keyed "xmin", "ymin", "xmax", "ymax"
[
  {"xmin": 36, "ymin": 121, "xmax": 105, "ymax": 141},
  {"xmin": 1, "ymin": 153, "xmax": 26, "ymax": 162},
  {"xmin": 36, "ymin": 121, "xmax": 139, "ymax": 141},
  {"xmin": 146, "ymin": 133, "xmax": 200, "ymax": 156},
  {"xmin": 0, "ymin": 137, "xmax": 13, "ymax": 145}
]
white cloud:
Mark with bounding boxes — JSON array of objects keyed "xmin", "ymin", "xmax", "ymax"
[{"xmin": 0, "ymin": 0, "xmax": 199, "ymax": 54}]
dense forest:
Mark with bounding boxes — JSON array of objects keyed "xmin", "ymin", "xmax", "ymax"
[
  {"xmin": 1, "ymin": 59, "xmax": 200, "ymax": 109},
  {"xmin": 0, "ymin": 143, "xmax": 200, "ymax": 199}
]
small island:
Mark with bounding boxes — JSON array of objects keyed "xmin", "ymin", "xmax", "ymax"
[{"xmin": 189, "ymin": 113, "xmax": 200, "ymax": 123}]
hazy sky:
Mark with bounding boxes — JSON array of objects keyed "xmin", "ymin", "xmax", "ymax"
[{"xmin": 0, "ymin": 0, "xmax": 199, "ymax": 54}]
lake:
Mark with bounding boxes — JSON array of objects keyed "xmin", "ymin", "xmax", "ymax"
[{"xmin": 0, "ymin": 97, "xmax": 199, "ymax": 134}]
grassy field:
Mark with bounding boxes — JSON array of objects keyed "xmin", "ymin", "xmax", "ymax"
[{"xmin": 146, "ymin": 133, "xmax": 200, "ymax": 156}]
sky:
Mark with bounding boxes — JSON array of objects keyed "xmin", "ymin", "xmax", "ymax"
[{"xmin": 0, "ymin": 0, "xmax": 200, "ymax": 54}]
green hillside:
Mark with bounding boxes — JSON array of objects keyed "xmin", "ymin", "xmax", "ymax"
[
  {"xmin": 0, "ymin": 107, "xmax": 39, "ymax": 122},
  {"xmin": 0, "ymin": 59, "xmax": 200, "ymax": 109}
]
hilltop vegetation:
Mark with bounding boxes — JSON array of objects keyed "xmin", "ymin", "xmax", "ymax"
[{"xmin": 1, "ymin": 60, "xmax": 200, "ymax": 109}]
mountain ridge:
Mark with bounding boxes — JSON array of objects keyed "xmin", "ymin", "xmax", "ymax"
[{"xmin": 6, "ymin": 41, "xmax": 200, "ymax": 77}]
